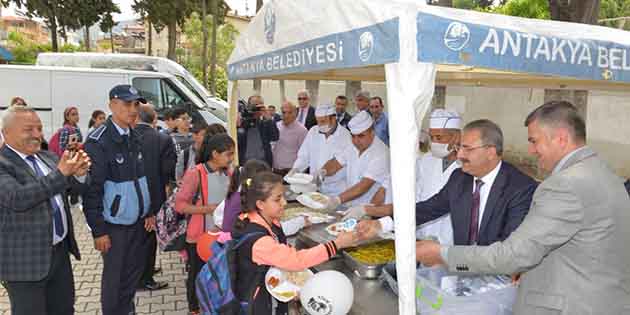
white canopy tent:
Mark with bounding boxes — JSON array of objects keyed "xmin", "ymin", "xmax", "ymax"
[{"xmin": 227, "ymin": 1, "xmax": 630, "ymax": 314}]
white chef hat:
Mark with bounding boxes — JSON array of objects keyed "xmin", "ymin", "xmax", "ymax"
[
  {"xmin": 348, "ymin": 111, "xmax": 374, "ymax": 135},
  {"xmin": 315, "ymin": 103, "xmax": 336, "ymax": 117},
  {"xmin": 429, "ymin": 109, "xmax": 462, "ymax": 129}
]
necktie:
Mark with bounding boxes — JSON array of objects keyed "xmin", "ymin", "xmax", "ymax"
[
  {"xmin": 26, "ymin": 155, "xmax": 65, "ymax": 238},
  {"xmin": 298, "ymin": 108, "xmax": 305, "ymax": 124},
  {"xmin": 468, "ymin": 179, "xmax": 484, "ymax": 245}
]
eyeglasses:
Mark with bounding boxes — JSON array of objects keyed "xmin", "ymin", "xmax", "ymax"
[
  {"xmin": 298, "ymin": 97, "xmax": 308, "ymax": 101},
  {"xmin": 454, "ymin": 144, "xmax": 493, "ymax": 153},
  {"xmin": 176, "ymin": 116, "xmax": 192, "ymax": 121}
]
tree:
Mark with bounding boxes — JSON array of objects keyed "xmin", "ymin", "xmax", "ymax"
[
  {"xmin": 548, "ymin": 0, "xmax": 601, "ymax": 24},
  {"xmin": 66, "ymin": 0, "xmax": 119, "ymax": 51},
  {"xmin": 133, "ymin": 0, "xmax": 196, "ymax": 60},
  {"xmin": 490, "ymin": 0, "xmax": 550, "ymax": 19},
  {"xmin": 100, "ymin": 12, "xmax": 117, "ymax": 53},
  {"xmin": 6, "ymin": 0, "xmax": 72, "ymax": 51},
  {"xmin": 599, "ymin": 0, "xmax": 630, "ymax": 29},
  {"xmin": 179, "ymin": 12, "xmax": 238, "ymax": 98}
]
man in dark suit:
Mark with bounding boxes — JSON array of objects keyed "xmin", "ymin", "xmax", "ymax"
[
  {"xmin": 134, "ymin": 103, "xmax": 176, "ymax": 291},
  {"xmin": 358, "ymin": 119, "xmax": 537, "ymax": 246},
  {"xmin": 335, "ymin": 95, "xmax": 352, "ymax": 129},
  {"xmin": 0, "ymin": 106, "xmax": 90, "ymax": 315},
  {"xmin": 296, "ymin": 90, "xmax": 317, "ymax": 130}
]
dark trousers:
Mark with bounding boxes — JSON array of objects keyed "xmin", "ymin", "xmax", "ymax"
[
  {"xmin": 101, "ymin": 221, "xmax": 148, "ymax": 315},
  {"xmin": 3, "ymin": 239, "xmax": 75, "ymax": 315},
  {"xmin": 186, "ymin": 242, "xmax": 204, "ymax": 312},
  {"xmin": 139, "ymin": 230, "xmax": 157, "ymax": 284}
]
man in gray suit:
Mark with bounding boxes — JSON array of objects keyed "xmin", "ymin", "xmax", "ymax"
[
  {"xmin": 0, "ymin": 106, "xmax": 91, "ymax": 315},
  {"xmin": 416, "ymin": 101, "xmax": 630, "ymax": 315}
]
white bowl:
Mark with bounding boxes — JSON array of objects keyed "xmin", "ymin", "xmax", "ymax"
[{"xmin": 284, "ymin": 173, "xmax": 314, "ymax": 185}]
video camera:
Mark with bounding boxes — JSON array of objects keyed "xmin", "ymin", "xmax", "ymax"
[{"xmin": 238, "ymin": 99, "xmax": 264, "ymax": 129}]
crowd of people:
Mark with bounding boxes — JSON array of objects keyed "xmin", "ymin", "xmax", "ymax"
[{"xmin": 1, "ymin": 83, "xmax": 629, "ymax": 315}]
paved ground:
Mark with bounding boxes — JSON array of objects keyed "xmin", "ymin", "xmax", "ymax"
[{"xmin": 0, "ymin": 205, "xmax": 191, "ymax": 315}]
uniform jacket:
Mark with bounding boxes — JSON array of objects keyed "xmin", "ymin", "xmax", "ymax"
[
  {"xmin": 416, "ymin": 161, "xmax": 537, "ymax": 246},
  {"xmin": 82, "ymin": 118, "xmax": 151, "ymax": 237},
  {"xmin": 446, "ymin": 147, "xmax": 630, "ymax": 315},
  {"xmin": 0, "ymin": 147, "xmax": 81, "ymax": 282}
]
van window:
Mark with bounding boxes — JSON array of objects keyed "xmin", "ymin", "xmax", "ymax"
[
  {"xmin": 133, "ymin": 78, "xmax": 164, "ymax": 108},
  {"xmin": 162, "ymin": 80, "xmax": 187, "ymax": 108},
  {"xmin": 176, "ymin": 75, "xmax": 205, "ymax": 103}
]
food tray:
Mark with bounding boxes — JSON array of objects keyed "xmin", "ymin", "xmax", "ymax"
[
  {"xmin": 296, "ymin": 221, "xmax": 394, "ymax": 249},
  {"xmin": 342, "ymin": 251, "xmax": 389, "ymax": 279}
]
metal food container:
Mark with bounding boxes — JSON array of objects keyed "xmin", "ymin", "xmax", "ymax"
[{"xmin": 342, "ymin": 251, "xmax": 390, "ymax": 279}]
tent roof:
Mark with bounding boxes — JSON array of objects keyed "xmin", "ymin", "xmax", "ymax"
[{"xmin": 228, "ymin": 0, "xmax": 630, "ymax": 87}]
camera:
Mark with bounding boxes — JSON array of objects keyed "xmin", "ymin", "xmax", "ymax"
[{"xmin": 238, "ymin": 99, "xmax": 264, "ymax": 129}]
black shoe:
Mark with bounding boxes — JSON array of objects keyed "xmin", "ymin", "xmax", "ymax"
[{"xmin": 138, "ymin": 280, "xmax": 168, "ymax": 291}]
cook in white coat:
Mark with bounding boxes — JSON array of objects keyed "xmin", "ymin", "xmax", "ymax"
[
  {"xmin": 321, "ymin": 111, "xmax": 390, "ymax": 208},
  {"xmin": 344, "ymin": 109, "xmax": 462, "ymax": 246},
  {"xmin": 289, "ymin": 103, "xmax": 352, "ymax": 196}
]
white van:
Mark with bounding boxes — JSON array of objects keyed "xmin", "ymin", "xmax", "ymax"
[
  {"xmin": 0, "ymin": 65, "xmax": 227, "ymax": 139},
  {"xmin": 36, "ymin": 52, "xmax": 228, "ymax": 114}
]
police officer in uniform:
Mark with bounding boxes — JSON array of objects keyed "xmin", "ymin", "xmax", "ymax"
[{"xmin": 82, "ymin": 85, "xmax": 152, "ymax": 315}]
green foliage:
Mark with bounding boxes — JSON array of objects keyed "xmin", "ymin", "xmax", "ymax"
[
  {"xmin": 482, "ymin": 0, "xmax": 551, "ymax": 19},
  {"xmin": 177, "ymin": 12, "xmax": 239, "ymax": 99},
  {"xmin": 6, "ymin": 31, "xmax": 79, "ymax": 64},
  {"xmin": 133, "ymin": 0, "xmax": 196, "ymax": 33},
  {"xmin": 599, "ymin": 0, "xmax": 630, "ymax": 30}
]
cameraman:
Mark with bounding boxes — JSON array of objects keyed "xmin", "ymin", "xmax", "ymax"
[{"xmin": 237, "ymin": 95, "xmax": 279, "ymax": 166}]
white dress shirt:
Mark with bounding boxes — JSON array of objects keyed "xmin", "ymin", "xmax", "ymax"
[{"xmin": 474, "ymin": 161, "xmax": 502, "ymax": 232}]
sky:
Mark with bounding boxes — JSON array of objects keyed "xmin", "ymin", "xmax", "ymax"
[{"xmin": 2, "ymin": 0, "xmax": 264, "ymax": 22}]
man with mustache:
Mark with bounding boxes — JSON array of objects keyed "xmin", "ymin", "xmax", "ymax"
[
  {"xmin": 357, "ymin": 119, "xmax": 537, "ymax": 247},
  {"xmin": 0, "ymin": 106, "xmax": 91, "ymax": 315}
]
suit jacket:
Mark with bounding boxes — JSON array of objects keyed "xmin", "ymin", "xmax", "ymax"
[
  {"xmin": 0, "ymin": 146, "xmax": 81, "ymax": 282},
  {"xmin": 446, "ymin": 147, "xmax": 630, "ymax": 315},
  {"xmin": 237, "ymin": 118, "xmax": 280, "ymax": 167},
  {"xmin": 416, "ymin": 161, "xmax": 537, "ymax": 246},
  {"xmin": 300, "ymin": 106, "xmax": 317, "ymax": 130},
  {"xmin": 338, "ymin": 112, "xmax": 352, "ymax": 129},
  {"xmin": 135, "ymin": 124, "xmax": 176, "ymax": 215}
]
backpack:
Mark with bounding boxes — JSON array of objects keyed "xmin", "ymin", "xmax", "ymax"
[
  {"xmin": 48, "ymin": 128, "xmax": 64, "ymax": 157},
  {"xmin": 156, "ymin": 167, "xmax": 204, "ymax": 252},
  {"xmin": 195, "ymin": 232, "xmax": 267, "ymax": 315}
]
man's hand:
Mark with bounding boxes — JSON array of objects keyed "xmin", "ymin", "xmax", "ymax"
[
  {"xmin": 334, "ymin": 231, "xmax": 359, "ymax": 249},
  {"xmin": 57, "ymin": 150, "xmax": 91, "ymax": 176},
  {"xmin": 415, "ymin": 240, "xmax": 444, "ymax": 266},
  {"xmin": 94, "ymin": 235, "xmax": 112, "ymax": 253},
  {"xmin": 356, "ymin": 219, "xmax": 381, "ymax": 241},
  {"xmin": 144, "ymin": 215, "xmax": 156, "ymax": 232},
  {"xmin": 325, "ymin": 195, "xmax": 341, "ymax": 211},
  {"xmin": 342, "ymin": 205, "xmax": 366, "ymax": 221}
]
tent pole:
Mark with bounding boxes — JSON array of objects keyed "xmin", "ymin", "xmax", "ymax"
[{"xmin": 228, "ymin": 80, "xmax": 240, "ymax": 165}]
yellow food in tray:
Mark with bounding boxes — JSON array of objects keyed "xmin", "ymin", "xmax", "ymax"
[
  {"xmin": 308, "ymin": 192, "xmax": 328, "ymax": 203},
  {"xmin": 346, "ymin": 241, "xmax": 396, "ymax": 265},
  {"xmin": 281, "ymin": 206, "xmax": 327, "ymax": 221}
]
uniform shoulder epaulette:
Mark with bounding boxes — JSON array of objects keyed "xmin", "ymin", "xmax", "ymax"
[{"xmin": 88, "ymin": 125, "xmax": 107, "ymax": 141}]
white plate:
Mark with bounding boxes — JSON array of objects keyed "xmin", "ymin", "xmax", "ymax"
[
  {"xmin": 265, "ymin": 267, "xmax": 314, "ymax": 303},
  {"xmin": 296, "ymin": 192, "xmax": 329, "ymax": 210},
  {"xmin": 284, "ymin": 173, "xmax": 314, "ymax": 185},
  {"xmin": 325, "ymin": 219, "xmax": 357, "ymax": 236}
]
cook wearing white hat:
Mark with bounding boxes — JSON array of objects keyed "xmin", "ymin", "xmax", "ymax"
[
  {"xmin": 319, "ymin": 110, "xmax": 390, "ymax": 209},
  {"xmin": 346, "ymin": 108, "xmax": 462, "ymax": 245},
  {"xmin": 290, "ymin": 102, "xmax": 353, "ymax": 196}
]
